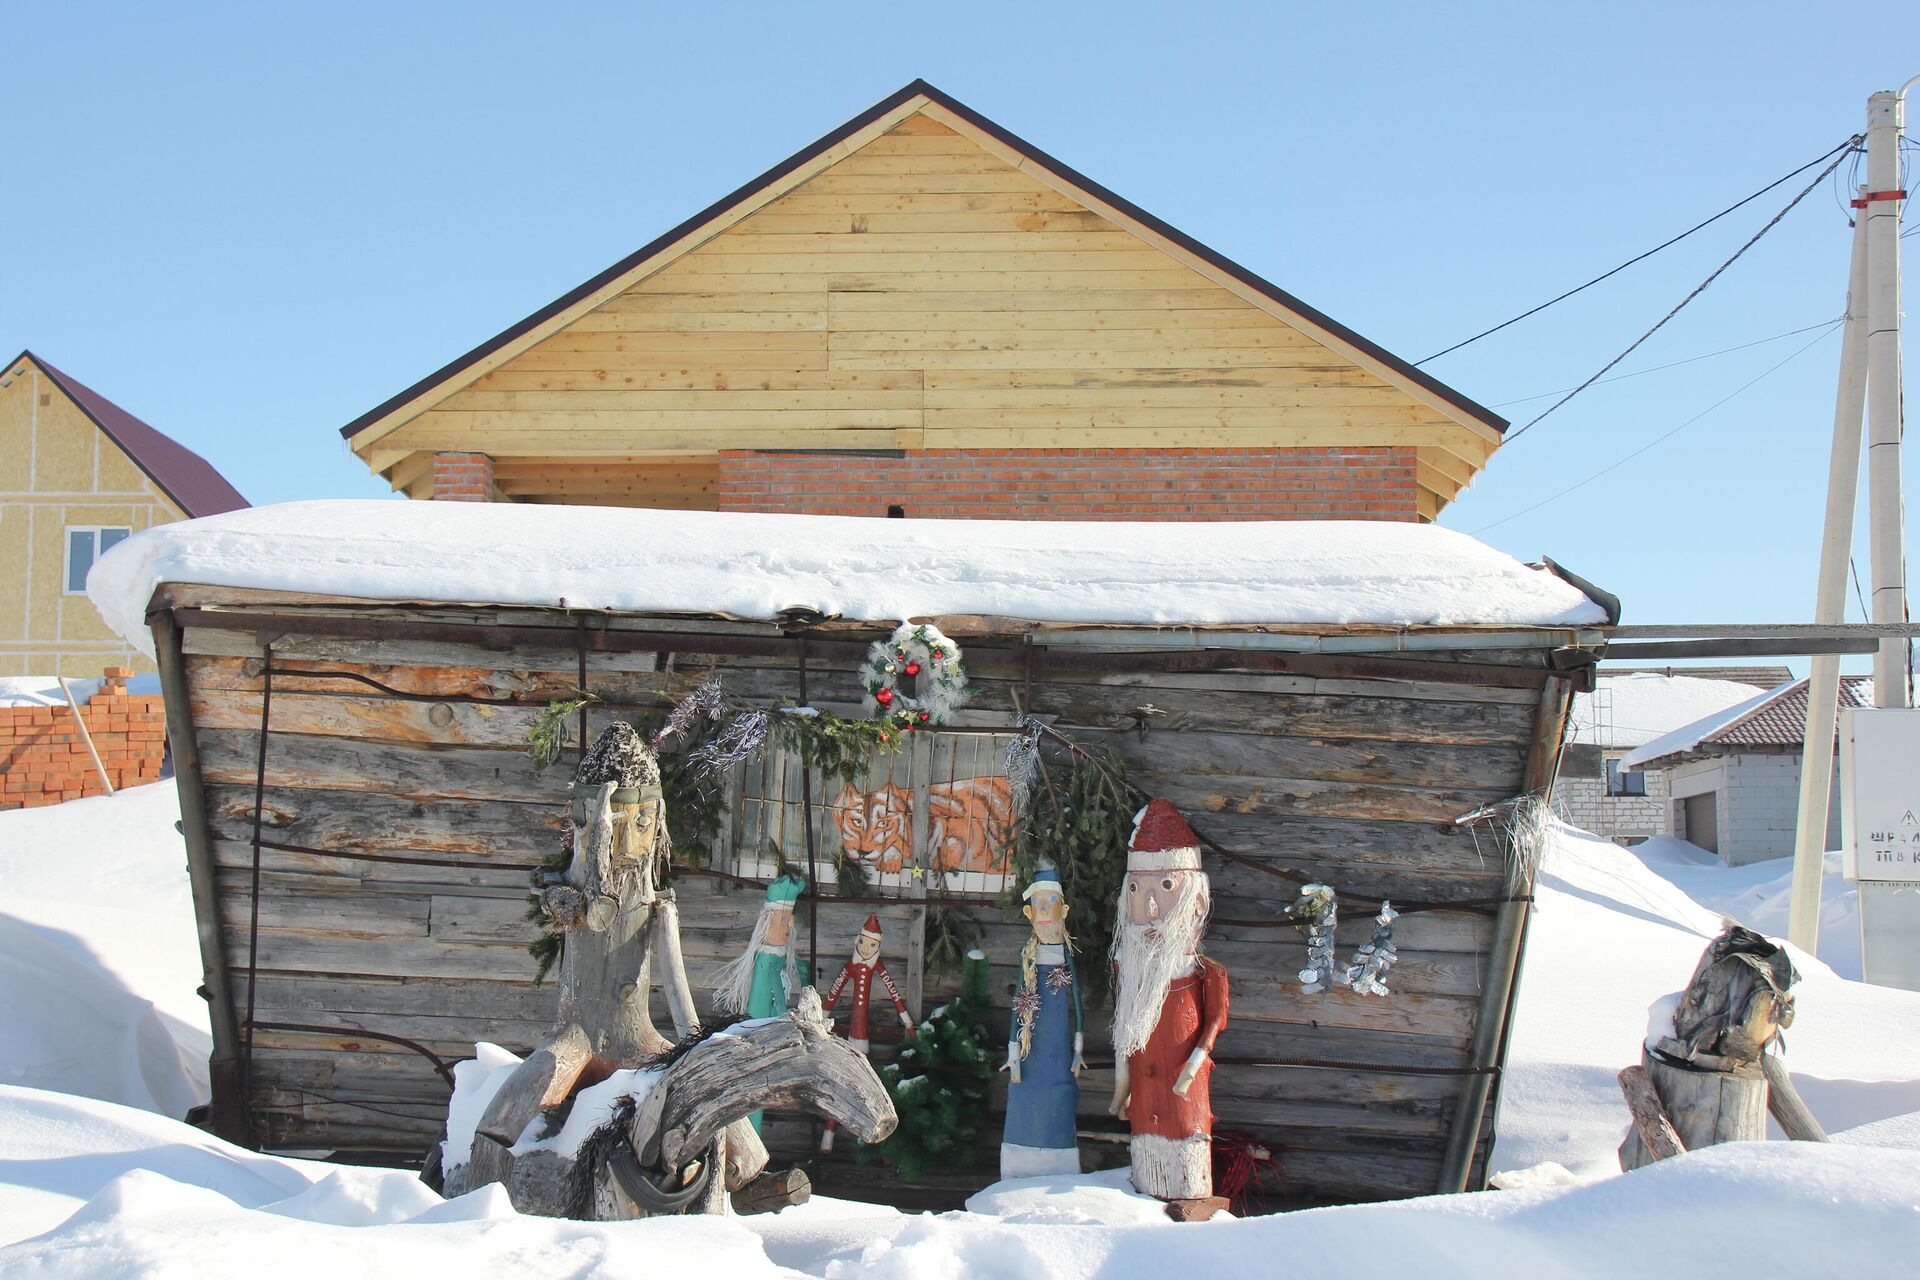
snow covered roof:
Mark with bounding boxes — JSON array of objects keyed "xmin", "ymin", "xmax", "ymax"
[
  {"xmin": 1621, "ymin": 676, "xmax": 1874, "ymax": 770},
  {"xmin": 1567, "ymin": 673, "xmax": 1773, "ymax": 750},
  {"xmin": 87, "ymin": 500, "xmax": 1610, "ymax": 653}
]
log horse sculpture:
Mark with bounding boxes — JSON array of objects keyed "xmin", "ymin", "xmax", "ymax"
[{"xmin": 438, "ymin": 723, "xmax": 897, "ymax": 1218}]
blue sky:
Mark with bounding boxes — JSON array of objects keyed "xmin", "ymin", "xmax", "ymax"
[{"xmin": 2, "ymin": 3, "xmax": 1913, "ymax": 664}]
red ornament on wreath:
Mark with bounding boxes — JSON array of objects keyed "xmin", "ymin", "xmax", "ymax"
[{"xmin": 864, "ymin": 622, "xmax": 970, "ymax": 728}]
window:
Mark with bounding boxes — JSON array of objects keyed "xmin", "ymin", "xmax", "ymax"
[
  {"xmin": 65, "ymin": 526, "xmax": 131, "ymax": 594},
  {"xmin": 1605, "ymin": 758, "xmax": 1647, "ymax": 797},
  {"xmin": 725, "ymin": 729, "xmax": 1020, "ymax": 898}
]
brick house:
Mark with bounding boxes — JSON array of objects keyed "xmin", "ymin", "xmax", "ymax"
[
  {"xmin": 340, "ymin": 82, "xmax": 1505, "ymax": 518},
  {"xmin": 1554, "ymin": 671, "xmax": 1778, "ymax": 843},
  {"xmin": 1621, "ymin": 676, "xmax": 1873, "ymax": 865}
]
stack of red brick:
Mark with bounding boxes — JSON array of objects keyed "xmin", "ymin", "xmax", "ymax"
[{"xmin": 0, "ymin": 667, "xmax": 167, "ymax": 809}]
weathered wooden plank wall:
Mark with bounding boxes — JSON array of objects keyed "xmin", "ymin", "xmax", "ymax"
[{"xmin": 162, "ymin": 602, "xmax": 1556, "ymax": 1204}]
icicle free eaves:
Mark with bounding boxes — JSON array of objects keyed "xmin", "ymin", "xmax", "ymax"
[{"xmin": 86, "ymin": 500, "xmax": 1610, "ymax": 655}]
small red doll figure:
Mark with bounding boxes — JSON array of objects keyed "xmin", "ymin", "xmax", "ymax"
[
  {"xmin": 1108, "ymin": 799, "xmax": 1230, "ymax": 1220},
  {"xmin": 818, "ymin": 912, "xmax": 914, "ymax": 1151}
]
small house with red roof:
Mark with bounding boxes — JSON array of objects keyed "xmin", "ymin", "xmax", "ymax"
[
  {"xmin": 0, "ymin": 351, "xmax": 247, "ymax": 676},
  {"xmin": 1622, "ymin": 676, "xmax": 1874, "ymax": 864}
]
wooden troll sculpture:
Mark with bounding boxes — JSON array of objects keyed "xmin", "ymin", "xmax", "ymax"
[{"xmin": 446, "ymin": 723, "xmax": 895, "ymax": 1218}]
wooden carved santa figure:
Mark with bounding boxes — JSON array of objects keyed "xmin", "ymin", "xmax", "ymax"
[
  {"xmin": 708, "ymin": 872, "xmax": 812, "ymax": 1131},
  {"xmin": 818, "ymin": 912, "xmax": 914, "ymax": 1151},
  {"xmin": 1107, "ymin": 799, "xmax": 1230, "ymax": 1219},
  {"xmin": 1001, "ymin": 867, "xmax": 1086, "ymax": 1178}
]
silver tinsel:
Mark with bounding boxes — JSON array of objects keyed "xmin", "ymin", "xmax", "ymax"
[
  {"xmin": 1288, "ymin": 883, "xmax": 1338, "ymax": 995},
  {"xmin": 653, "ymin": 675, "xmax": 728, "ymax": 749},
  {"xmin": 1343, "ymin": 901, "xmax": 1398, "ymax": 997},
  {"xmin": 1001, "ymin": 716, "xmax": 1046, "ymax": 813},
  {"xmin": 689, "ymin": 707, "xmax": 772, "ymax": 780}
]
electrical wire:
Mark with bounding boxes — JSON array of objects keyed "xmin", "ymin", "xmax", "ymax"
[
  {"xmin": 1488, "ymin": 319, "xmax": 1843, "ymax": 408},
  {"xmin": 1417, "ymin": 136, "xmax": 1862, "ymax": 365},
  {"xmin": 1500, "ymin": 141, "xmax": 1861, "ymax": 446},
  {"xmin": 1469, "ymin": 322, "xmax": 1843, "ymax": 535}
]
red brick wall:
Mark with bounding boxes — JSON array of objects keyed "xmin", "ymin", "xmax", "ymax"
[
  {"xmin": 0, "ymin": 668, "xmax": 167, "ymax": 809},
  {"xmin": 431, "ymin": 451, "xmax": 496, "ymax": 502},
  {"xmin": 714, "ymin": 447, "xmax": 1419, "ymax": 520}
]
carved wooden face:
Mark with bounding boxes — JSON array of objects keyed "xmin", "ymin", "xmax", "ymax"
[
  {"xmin": 855, "ymin": 934, "xmax": 880, "ymax": 962},
  {"xmin": 616, "ymin": 797, "xmax": 663, "ymax": 864},
  {"xmin": 1124, "ymin": 869, "xmax": 1198, "ymax": 925},
  {"xmin": 1024, "ymin": 887, "xmax": 1070, "ymax": 943},
  {"xmin": 765, "ymin": 904, "xmax": 793, "ymax": 947}
]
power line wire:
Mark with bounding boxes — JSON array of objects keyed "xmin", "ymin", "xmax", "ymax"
[
  {"xmin": 1417, "ymin": 136, "xmax": 1863, "ymax": 365},
  {"xmin": 1499, "ymin": 140, "xmax": 1860, "ymax": 446},
  {"xmin": 1489, "ymin": 318, "xmax": 1843, "ymax": 407},
  {"xmin": 1469, "ymin": 322, "xmax": 1843, "ymax": 535}
]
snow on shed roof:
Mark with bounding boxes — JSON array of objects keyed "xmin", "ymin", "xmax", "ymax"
[
  {"xmin": 1568, "ymin": 673, "xmax": 1771, "ymax": 749},
  {"xmin": 88, "ymin": 500, "xmax": 1610, "ymax": 654},
  {"xmin": 1621, "ymin": 676, "xmax": 1874, "ymax": 770}
]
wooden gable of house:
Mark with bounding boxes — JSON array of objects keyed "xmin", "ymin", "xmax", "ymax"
[{"xmin": 347, "ymin": 84, "xmax": 1503, "ymax": 517}]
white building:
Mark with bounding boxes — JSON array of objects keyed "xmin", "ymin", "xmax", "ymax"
[
  {"xmin": 1621, "ymin": 676, "xmax": 1872, "ymax": 866},
  {"xmin": 1555, "ymin": 670, "xmax": 1783, "ymax": 844}
]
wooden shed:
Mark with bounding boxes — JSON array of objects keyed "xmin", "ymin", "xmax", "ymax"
[{"xmin": 95, "ymin": 501, "xmax": 1615, "ymax": 1207}]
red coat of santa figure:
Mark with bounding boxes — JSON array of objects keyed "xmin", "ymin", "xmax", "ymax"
[
  {"xmin": 818, "ymin": 912, "xmax": 914, "ymax": 1150},
  {"xmin": 1108, "ymin": 798, "xmax": 1229, "ymax": 1217}
]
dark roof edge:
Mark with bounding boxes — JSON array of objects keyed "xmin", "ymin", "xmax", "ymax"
[
  {"xmin": 338, "ymin": 81, "xmax": 934, "ymax": 441},
  {"xmin": 340, "ymin": 79, "xmax": 1507, "ymax": 443},
  {"xmin": 915, "ymin": 83, "xmax": 1508, "ymax": 436},
  {"xmin": 1541, "ymin": 557, "xmax": 1622, "ymax": 626},
  {"xmin": 15, "ymin": 349, "xmax": 243, "ymax": 518}
]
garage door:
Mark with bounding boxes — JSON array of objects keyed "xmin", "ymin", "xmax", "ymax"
[{"xmin": 1683, "ymin": 793, "xmax": 1718, "ymax": 854}]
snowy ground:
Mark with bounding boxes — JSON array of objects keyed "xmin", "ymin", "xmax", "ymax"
[{"xmin": 2, "ymin": 785, "xmax": 1916, "ymax": 1276}]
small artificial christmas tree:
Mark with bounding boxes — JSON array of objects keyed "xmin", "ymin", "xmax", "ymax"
[{"xmin": 859, "ymin": 948, "xmax": 997, "ymax": 1179}]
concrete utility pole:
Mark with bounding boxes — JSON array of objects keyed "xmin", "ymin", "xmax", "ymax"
[
  {"xmin": 1787, "ymin": 208, "xmax": 1869, "ymax": 953},
  {"xmin": 1864, "ymin": 88, "xmax": 1910, "ymax": 709},
  {"xmin": 1793, "ymin": 79, "xmax": 1915, "ymax": 968}
]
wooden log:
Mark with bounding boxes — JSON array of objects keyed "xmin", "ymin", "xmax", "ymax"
[
  {"xmin": 1620, "ymin": 1048, "xmax": 1767, "ymax": 1171},
  {"xmin": 1760, "ymin": 1053, "xmax": 1830, "ymax": 1143},
  {"xmin": 635, "ymin": 990, "xmax": 897, "ymax": 1173},
  {"xmin": 1616, "ymin": 1064, "xmax": 1686, "ymax": 1163}
]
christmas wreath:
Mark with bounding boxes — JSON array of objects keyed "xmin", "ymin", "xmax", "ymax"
[{"xmin": 863, "ymin": 622, "xmax": 969, "ymax": 729}]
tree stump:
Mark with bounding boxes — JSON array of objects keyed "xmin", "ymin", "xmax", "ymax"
[
  {"xmin": 1619, "ymin": 922, "xmax": 1806, "ymax": 1172},
  {"xmin": 1620, "ymin": 1047, "xmax": 1766, "ymax": 1170}
]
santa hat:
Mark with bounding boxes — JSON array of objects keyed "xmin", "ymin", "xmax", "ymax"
[
  {"xmin": 1127, "ymin": 799, "xmax": 1202, "ymax": 873},
  {"xmin": 859, "ymin": 912, "xmax": 883, "ymax": 940}
]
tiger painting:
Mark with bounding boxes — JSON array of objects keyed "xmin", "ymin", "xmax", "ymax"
[{"xmin": 832, "ymin": 776, "xmax": 1015, "ymax": 876}]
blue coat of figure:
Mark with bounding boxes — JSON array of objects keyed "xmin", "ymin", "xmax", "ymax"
[
  {"xmin": 1001, "ymin": 868, "xmax": 1086, "ymax": 1178},
  {"xmin": 707, "ymin": 873, "xmax": 811, "ymax": 1131}
]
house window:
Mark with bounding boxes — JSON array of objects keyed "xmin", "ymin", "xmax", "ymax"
[
  {"xmin": 725, "ymin": 729, "xmax": 1019, "ymax": 898},
  {"xmin": 64, "ymin": 526, "xmax": 131, "ymax": 594},
  {"xmin": 1606, "ymin": 758, "xmax": 1647, "ymax": 797}
]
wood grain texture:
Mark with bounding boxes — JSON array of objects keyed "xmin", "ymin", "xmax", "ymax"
[
  {"xmin": 174, "ymin": 604, "xmax": 1564, "ymax": 1206},
  {"xmin": 352, "ymin": 110, "xmax": 1483, "ymax": 512}
]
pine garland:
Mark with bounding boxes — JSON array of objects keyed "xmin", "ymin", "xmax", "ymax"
[{"xmin": 860, "ymin": 949, "xmax": 996, "ymax": 1179}]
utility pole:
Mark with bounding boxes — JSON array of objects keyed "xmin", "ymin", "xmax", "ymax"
[
  {"xmin": 1787, "ymin": 206, "xmax": 1869, "ymax": 953},
  {"xmin": 1863, "ymin": 88, "xmax": 1909, "ymax": 709},
  {"xmin": 1790, "ymin": 83, "xmax": 1912, "ymax": 957}
]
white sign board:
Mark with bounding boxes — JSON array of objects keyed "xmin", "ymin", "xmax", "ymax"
[{"xmin": 1840, "ymin": 707, "xmax": 1920, "ymax": 882}]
